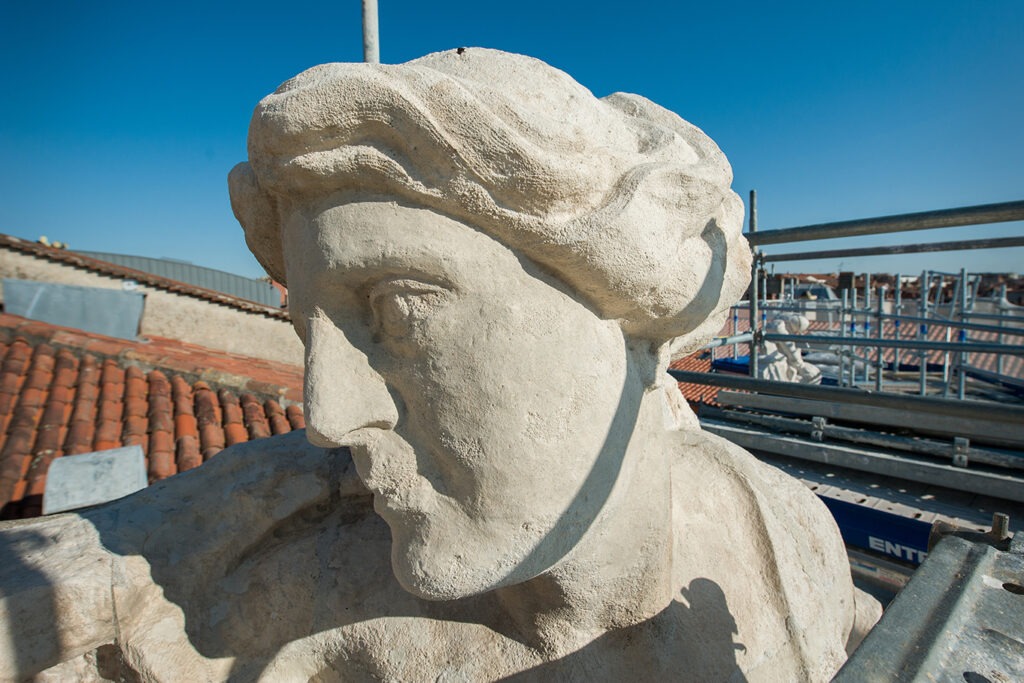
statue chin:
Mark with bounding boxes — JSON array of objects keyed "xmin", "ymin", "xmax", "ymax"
[
  {"xmin": 387, "ymin": 520, "xmax": 540, "ymax": 601},
  {"xmin": 390, "ymin": 543, "xmax": 485, "ymax": 601}
]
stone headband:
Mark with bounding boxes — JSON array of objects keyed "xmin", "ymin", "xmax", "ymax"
[{"xmin": 229, "ymin": 48, "xmax": 750, "ymax": 347}]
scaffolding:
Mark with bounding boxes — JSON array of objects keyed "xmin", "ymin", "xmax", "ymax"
[
  {"xmin": 740, "ymin": 197, "xmax": 1024, "ymax": 399},
  {"xmin": 672, "ymin": 197, "xmax": 1024, "ymax": 502}
]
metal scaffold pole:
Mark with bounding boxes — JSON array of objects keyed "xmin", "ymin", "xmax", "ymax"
[
  {"xmin": 362, "ymin": 0, "xmax": 380, "ymax": 63},
  {"xmin": 748, "ymin": 190, "xmax": 760, "ymax": 379}
]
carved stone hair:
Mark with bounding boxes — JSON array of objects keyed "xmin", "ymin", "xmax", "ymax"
[{"xmin": 229, "ymin": 48, "xmax": 750, "ymax": 348}]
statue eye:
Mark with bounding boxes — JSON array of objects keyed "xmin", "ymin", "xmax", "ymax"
[{"xmin": 369, "ymin": 279, "xmax": 449, "ymax": 341}]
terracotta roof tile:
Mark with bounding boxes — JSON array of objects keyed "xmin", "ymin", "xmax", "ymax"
[
  {"xmin": 286, "ymin": 404, "xmax": 305, "ymax": 430},
  {"xmin": 95, "ymin": 361, "xmax": 125, "ymax": 451},
  {"xmin": 265, "ymin": 399, "xmax": 291, "ymax": 436},
  {"xmin": 194, "ymin": 381, "xmax": 226, "ymax": 462},
  {"xmin": 1, "ymin": 342, "xmax": 54, "ymax": 454},
  {"xmin": 241, "ymin": 393, "xmax": 272, "ymax": 441},
  {"xmin": 219, "ymin": 389, "xmax": 248, "ymax": 447},
  {"xmin": 0, "ymin": 313, "xmax": 304, "ymax": 520}
]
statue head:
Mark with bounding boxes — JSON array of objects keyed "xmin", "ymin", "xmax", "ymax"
[{"xmin": 229, "ymin": 49, "xmax": 750, "ymax": 600}]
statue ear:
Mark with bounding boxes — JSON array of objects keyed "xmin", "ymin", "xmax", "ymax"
[{"xmin": 229, "ymin": 162, "xmax": 288, "ymax": 285}]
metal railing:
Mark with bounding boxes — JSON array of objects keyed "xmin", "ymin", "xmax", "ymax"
[{"xmin": 737, "ymin": 195, "xmax": 1024, "ymax": 400}]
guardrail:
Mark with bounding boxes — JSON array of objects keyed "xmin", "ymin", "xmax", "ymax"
[{"xmin": 740, "ymin": 195, "xmax": 1024, "ymax": 398}]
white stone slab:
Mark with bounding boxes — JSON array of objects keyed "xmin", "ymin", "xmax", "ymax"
[{"xmin": 43, "ymin": 446, "xmax": 147, "ymax": 514}]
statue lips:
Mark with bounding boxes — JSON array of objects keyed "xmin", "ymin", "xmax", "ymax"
[{"xmin": 344, "ymin": 427, "xmax": 433, "ymax": 518}]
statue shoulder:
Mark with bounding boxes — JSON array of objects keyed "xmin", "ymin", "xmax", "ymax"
[
  {"xmin": 669, "ymin": 427, "xmax": 855, "ymax": 679},
  {"xmin": 671, "ymin": 427, "xmax": 816, "ymax": 503}
]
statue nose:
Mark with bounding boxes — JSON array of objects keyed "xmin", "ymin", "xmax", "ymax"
[{"xmin": 303, "ymin": 315, "xmax": 398, "ymax": 447}]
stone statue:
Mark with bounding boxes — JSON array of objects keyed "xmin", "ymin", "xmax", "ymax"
[
  {"xmin": 758, "ymin": 313, "xmax": 823, "ymax": 384},
  {"xmin": 0, "ymin": 49, "xmax": 878, "ymax": 682}
]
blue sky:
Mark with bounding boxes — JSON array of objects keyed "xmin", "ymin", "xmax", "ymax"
[{"xmin": 1, "ymin": 1, "xmax": 1021, "ymax": 279}]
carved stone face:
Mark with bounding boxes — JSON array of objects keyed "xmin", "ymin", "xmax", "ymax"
[{"xmin": 283, "ymin": 198, "xmax": 633, "ymax": 600}]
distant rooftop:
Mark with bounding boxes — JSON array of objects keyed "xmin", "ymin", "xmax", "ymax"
[
  {"xmin": 74, "ymin": 249, "xmax": 280, "ymax": 307},
  {"xmin": 0, "ymin": 234, "xmax": 288, "ymax": 319}
]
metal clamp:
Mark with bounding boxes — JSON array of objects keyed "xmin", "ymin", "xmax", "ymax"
[
  {"xmin": 952, "ymin": 437, "xmax": 969, "ymax": 468},
  {"xmin": 811, "ymin": 416, "xmax": 826, "ymax": 442},
  {"xmin": 751, "ymin": 327, "xmax": 766, "ymax": 353},
  {"xmin": 928, "ymin": 512, "xmax": 1012, "ymax": 552}
]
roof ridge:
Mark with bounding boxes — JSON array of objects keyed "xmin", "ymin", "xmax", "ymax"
[{"xmin": 0, "ymin": 233, "xmax": 289, "ymax": 319}]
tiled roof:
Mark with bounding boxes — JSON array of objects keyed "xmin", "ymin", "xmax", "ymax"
[
  {"xmin": 0, "ymin": 233, "xmax": 290, "ymax": 320},
  {"xmin": 0, "ymin": 313, "xmax": 304, "ymax": 519},
  {"xmin": 669, "ymin": 354, "xmax": 720, "ymax": 407}
]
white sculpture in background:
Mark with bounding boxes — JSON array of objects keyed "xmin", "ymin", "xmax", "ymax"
[
  {"xmin": 759, "ymin": 313, "xmax": 823, "ymax": 384},
  {"xmin": 0, "ymin": 49, "xmax": 877, "ymax": 682}
]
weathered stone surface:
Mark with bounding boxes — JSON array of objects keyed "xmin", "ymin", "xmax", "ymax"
[{"xmin": 0, "ymin": 48, "xmax": 876, "ymax": 681}]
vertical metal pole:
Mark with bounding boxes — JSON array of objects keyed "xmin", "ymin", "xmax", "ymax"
[
  {"xmin": 941, "ymin": 325, "xmax": 952, "ymax": 397},
  {"xmin": 875, "ymin": 285, "xmax": 884, "ymax": 391},
  {"xmin": 851, "ymin": 287, "xmax": 859, "ymax": 386},
  {"xmin": 840, "ymin": 289, "xmax": 848, "ymax": 387},
  {"xmin": 863, "ymin": 274, "xmax": 872, "ymax": 383},
  {"xmin": 998, "ymin": 283, "xmax": 1007, "ymax": 376},
  {"xmin": 942, "ymin": 272, "xmax": 959, "ymax": 396},
  {"xmin": 893, "ymin": 272, "xmax": 902, "ymax": 373},
  {"xmin": 362, "ymin": 0, "xmax": 380, "ymax": 63},
  {"xmin": 919, "ymin": 270, "xmax": 929, "ymax": 396},
  {"xmin": 732, "ymin": 306, "xmax": 739, "ymax": 359},
  {"xmin": 958, "ymin": 268, "xmax": 968, "ymax": 400},
  {"xmin": 748, "ymin": 190, "xmax": 760, "ymax": 379}
]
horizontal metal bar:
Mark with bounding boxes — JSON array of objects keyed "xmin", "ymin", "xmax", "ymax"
[
  {"xmin": 759, "ymin": 302, "xmax": 841, "ymax": 313},
  {"xmin": 703, "ymin": 332, "xmax": 753, "ymax": 349},
  {"xmin": 964, "ymin": 310, "xmax": 1022, "ymax": 322},
  {"xmin": 668, "ymin": 369, "xmax": 1024, "ymax": 423},
  {"xmin": 700, "ymin": 405, "xmax": 1024, "ymax": 470},
  {"xmin": 713, "ymin": 391, "xmax": 1024, "ymax": 449},
  {"xmin": 759, "ymin": 308, "xmax": 1023, "ymax": 337},
  {"xmin": 963, "ymin": 364, "xmax": 1024, "ymax": 392},
  {"xmin": 874, "ymin": 312, "xmax": 1024, "ymax": 337},
  {"xmin": 702, "ymin": 420, "xmax": 1024, "ymax": 502},
  {"xmin": 765, "ymin": 333, "xmax": 1024, "ymax": 355},
  {"xmin": 747, "ymin": 200, "xmax": 1024, "ymax": 246},
  {"xmin": 764, "ymin": 235, "xmax": 1024, "ymax": 263}
]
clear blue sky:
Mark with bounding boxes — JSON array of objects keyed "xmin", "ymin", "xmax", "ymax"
[{"xmin": 1, "ymin": 1, "xmax": 1021, "ymax": 279}]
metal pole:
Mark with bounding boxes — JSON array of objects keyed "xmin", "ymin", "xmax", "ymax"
[
  {"xmin": 840, "ymin": 289, "xmax": 848, "ymax": 387},
  {"xmin": 746, "ymin": 200, "xmax": 1024, "ymax": 246},
  {"xmin": 851, "ymin": 287, "xmax": 859, "ymax": 385},
  {"xmin": 874, "ymin": 312, "xmax": 1024, "ymax": 337},
  {"xmin": 732, "ymin": 307, "xmax": 739, "ymax": 358},
  {"xmin": 941, "ymin": 272, "xmax": 958, "ymax": 396},
  {"xmin": 668, "ymin": 370, "xmax": 1024, "ymax": 423},
  {"xmin": 362, "ymin": 0, "xmax": 380, "ymax": 63},
  {"xmin": 749, "ymin": 190, "xmax": 760, "ymax": 379},
  {"xmin": 763, "ymin": 234, "xmax": 1024, "ymax": 263},
  {"xmin": 763, "ymin": 334, "xmax": 1024, "ymax": 355},
  {"xmin": 875, "ymin": 285, "xmax": 884, "ymax": 391},
  {"xmin": 919, "ymin": 270, "xmax": 929, "ymax": 396},
  {"xmin": 863, "ymin": 274, "xmax": 871, "ymax": 383},
  {"xmin": 941, "ymin": 325, "xmax": 952, "ymax": 397},
  {"xmin": 958, "ymin": 268, "xmax": 968, "ymax": 400},
  {"xmin": 894, "ymin": 272, "xmax": 902, "ymax": 373},
  {"xmin": 705, "ymin": 332, "xmax": 754, "ymax": 349},
  {"xmin": 998, "ymin": 283, "xmax": 1007, "ymax": 376}
]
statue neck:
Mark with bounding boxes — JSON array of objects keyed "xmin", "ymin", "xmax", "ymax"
[{"xmin": 495, "ymin": 386, "xmax": 676, "ymax": 656}]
